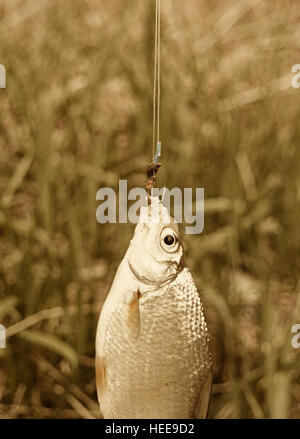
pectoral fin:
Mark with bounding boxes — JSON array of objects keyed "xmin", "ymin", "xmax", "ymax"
[
  {"xmin": 95, "ymin": 356, "xmax": 107, "ymax": 403},
  {"xmin": 123, "ymin": 289, "xmax": 141, "ymax": 343}
]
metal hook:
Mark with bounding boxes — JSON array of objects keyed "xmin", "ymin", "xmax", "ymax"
[{"xmin": 160, "ymin": 186, "xmax": 166, "ymax": 202}]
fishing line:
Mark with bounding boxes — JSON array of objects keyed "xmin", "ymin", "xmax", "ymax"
[
  {"xmin": 146, "ymin": 0, "xmax": 162, "ymax": 201},
  {"xmin": 152, "ymin": 0, "xmax": 161, "ymax": 163}
]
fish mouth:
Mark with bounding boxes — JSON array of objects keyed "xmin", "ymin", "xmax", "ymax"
[{"xmin": 126, "ymin": 258, "xmax": 182, "ymax": 292}]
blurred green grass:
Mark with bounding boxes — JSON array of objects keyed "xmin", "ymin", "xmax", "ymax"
[{"xmin": 0, "ymin": 0, "xmax": 300, "ymax": 418}]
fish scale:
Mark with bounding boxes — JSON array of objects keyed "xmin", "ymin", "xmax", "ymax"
[{"xmin": 98, "ymin": 268, "xmax": 211, "ymax": 419}]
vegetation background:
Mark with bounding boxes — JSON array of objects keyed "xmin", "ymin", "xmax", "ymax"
[{"xmin": 0, "ymin": 0, "xmax": 300, "ymax": 418}]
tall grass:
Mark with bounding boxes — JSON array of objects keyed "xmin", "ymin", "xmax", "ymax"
[{"xmin": 0, "ymin": 0, "xmax": 299, "ymax": 418}]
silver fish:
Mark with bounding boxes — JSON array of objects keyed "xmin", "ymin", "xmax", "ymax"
[{"xmin": 96, "ymin": 197, "xmax": 212, "ymax": 419}]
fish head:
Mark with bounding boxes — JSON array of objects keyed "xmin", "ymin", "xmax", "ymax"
[{"xmin": 126, "ymin": 197, "xmax": 184, "ymax": 288}]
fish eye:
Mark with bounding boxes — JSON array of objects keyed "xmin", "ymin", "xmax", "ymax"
[
  {"xmin": 160, "ymin": 227, "xmax": 179, "ymax": 253},
  {"xmin": 164, "ymin": 235, "xmax": 175, "ymax": 245}
]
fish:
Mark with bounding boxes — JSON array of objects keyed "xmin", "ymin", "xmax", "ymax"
[{"xmin": 95, "ymin": 196, "xmax": 212, "ymax": 419}]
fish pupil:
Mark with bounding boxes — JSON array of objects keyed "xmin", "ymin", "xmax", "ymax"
[{"xmin": 164, "ymin": 234, "xmax": 175, "ymax": 245}]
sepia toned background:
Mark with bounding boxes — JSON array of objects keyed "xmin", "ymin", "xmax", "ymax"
[{"xmin": 0, "ymin": 0, "xmax": 300, "ymax": 418}]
